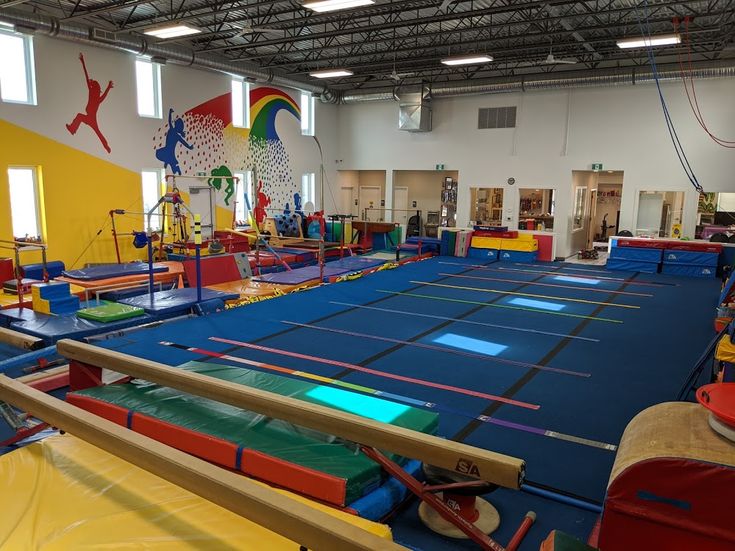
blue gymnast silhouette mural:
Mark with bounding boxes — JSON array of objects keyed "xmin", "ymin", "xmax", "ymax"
[{"xmin": 155, "ymin": 108, "xmax": 194, "ymax": 175}]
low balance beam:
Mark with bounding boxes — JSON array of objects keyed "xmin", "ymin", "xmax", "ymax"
[
  {"xmin": 0, "ymin": 375, "xmax": 403, "ymax": 551},
  {"xmin": 0, "ymin": 326, "xmax": 43, "ymax": 351},
  {"xmin": 57, "ymin": 339, "xmax": 525, "ymax": 489}
]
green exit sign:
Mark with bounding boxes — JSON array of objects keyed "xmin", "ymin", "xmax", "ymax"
[
  {"xmin": 591, "ymin": 163, "xmax": 603, "ymax": 171},
  {"xmin": 436, "ymin": 164, "xmax": 445, "ymax": 170}
]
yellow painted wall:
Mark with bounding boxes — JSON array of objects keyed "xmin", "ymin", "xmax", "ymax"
[{"xmin": 0, "ymin": 119, "xmax": 147, "ymax": 269}]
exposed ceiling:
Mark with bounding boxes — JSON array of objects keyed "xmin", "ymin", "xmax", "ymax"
[{"xmin": 6, "ymin": 0, "xmax": 735, "ymax": 92}]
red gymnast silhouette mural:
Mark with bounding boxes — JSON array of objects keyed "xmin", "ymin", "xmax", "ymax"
[{"xmin": 66, "ymin": 53, "xmax": 113, "ymax": 153}]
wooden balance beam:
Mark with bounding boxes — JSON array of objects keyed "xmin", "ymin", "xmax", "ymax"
[
  {"xmin": 0, "ymin": 375, "xmax": 403, "ymax": 551},
  {"xmin": 0, "ymin": 326, "xmax": 43, "ymax": 351},
  {"xmin": 57, "ymin": 339, "xmax": 526, "ymax": 489}
]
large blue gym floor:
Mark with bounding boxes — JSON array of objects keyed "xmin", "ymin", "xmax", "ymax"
[{"xmin": 71, "ymin": 257, "xmax": 720, "ymax": 549}]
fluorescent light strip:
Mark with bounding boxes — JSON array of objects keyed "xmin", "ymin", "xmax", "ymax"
[
  {"xmin": 616, "ymin": 33, "xmax": 680, "ymax": 49},
  {"xmin": 144, "ymin": 24, "xmax": 201, "ymax": 39},
  {"xmin": 303, "ymin": 0, "xmax": 374, "ymax": 12},
  {"xmin": 440, "ymin": 54, "xmax": 493, "ymax": 66},
  {"xmin": 309, "ymin": 69, "xmax": 354, "ymax": 78}
]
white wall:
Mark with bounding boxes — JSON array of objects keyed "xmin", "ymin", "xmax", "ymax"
[{"xmin": 335, "ymin": 79, "xmax": 735, "ymax": 257}]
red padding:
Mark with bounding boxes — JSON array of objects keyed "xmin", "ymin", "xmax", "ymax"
[
  {"xmin": 600, "ymin": 458, "xmax": 735, "ymax": 551},
  {"xmin": 616, "ymin": 239, "xmax": 722, "ymax": 252},
  {"xmin": 183, "ymin": 255, "xmax": 242, "ymax": 287},
  {"xmin": 67, "ymin": 393, "xmax": 349, "ymax": 506}
]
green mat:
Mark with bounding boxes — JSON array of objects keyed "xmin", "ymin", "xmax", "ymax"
[
  {"xmin": 69, "ymin": 361, "xmax": 439, "ymax": 505},
  {"xmin": 77, "ymin": 301, "xmax": 145, "ymax": 323}
]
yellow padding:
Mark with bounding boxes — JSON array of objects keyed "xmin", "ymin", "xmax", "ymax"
[
  {"xmin": 33, "ymin": 297, "xmax": 51, "ymax": 315},
  {"xmin": 0, "ymin": 434, "xmax": 393, "ymax": 549},
  {"xmin": 716, "ymin": 335, "xmax": 735, "ymax": 364},
  {"xmin": 500, "ymin": 239, "xmax": 538, "ymax": 252},
  {"xmin": 471, "ymin": 236, "xmax": 502, "ymax": 249},
  {"xmin": 516, "ymin": 233, "xmax": 535, "ymax": 241}
]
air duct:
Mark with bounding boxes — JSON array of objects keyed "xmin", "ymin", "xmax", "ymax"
[
  {"xmin": 397, "ymin": 84, "xmax": 432, "ymax": 132},
  {"xmin": 0, "ymin": 9, "xmax": 335, "ymax": 101},
  {"xmin": 341, "ymin": 62, "xmax": 735, "ymax": 103}
]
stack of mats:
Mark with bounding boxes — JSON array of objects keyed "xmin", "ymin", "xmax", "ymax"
[
  {"xmin": 31, "ymin": 282, "xmax": 79, "ymax": 315},
  {"xmin": 77, "ymin": 301, "xmax": 145, "ymax": 323},
  {"xmin": 468, "ymin": 227, "xmax": 539, "ymax": 262},
  {"xmin": 606, "ymin": 239, "xmax": 663, "ymax": 273},
  {"xmin": 67, "ymin": 361, "xmax": 438, "ymax": 518},
  {"xmin": 661, "ymin": 243, "xmax": 721, "ymax": 278},
  {"xmin": 22, "ymin": 261, "xmax": 65, "ymax": 280},
  {"xmin": 56, "ymin": 261, "xmax": 184, "ymax": 290},
  {"xmin": 454, "ymin": 230, "xmax": 473, "ymax": 257},
  {"xmin": 0, "ymin": 434, "xmax": 393, "ymax": 548}
]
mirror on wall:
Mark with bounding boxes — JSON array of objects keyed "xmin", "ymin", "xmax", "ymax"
[
  {"xmin": 635, "ymin": 191, "xmax": 684, "ymax": 238},
  {"xmin": 518, "ymin": 188, "xmax": 554, "ymax": 231},
  {"xmin": 470, "ymin": 187, "xmax": 504, "ymax": 225}
]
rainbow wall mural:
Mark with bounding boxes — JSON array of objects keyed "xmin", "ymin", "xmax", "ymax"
[{"xmin": 151, "ymin": 87, "xmax": 301, "ymax": 219}]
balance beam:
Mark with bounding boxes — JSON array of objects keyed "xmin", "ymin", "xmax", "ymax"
[
  {"xmin": 57, "ymin": 339, "xmax": 525, "ymax": 489},
  {"xmin": 0, "ymin": 327, "xmax": 43, "ymax": 351},
  {"xmin": 0, "ymin": 375, "xmax": 403, "ymax": 551}
]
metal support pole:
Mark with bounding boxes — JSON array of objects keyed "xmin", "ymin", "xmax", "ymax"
[{"xmin": 194, "ymin": 214, "xmax": 202, "ymax": 303}]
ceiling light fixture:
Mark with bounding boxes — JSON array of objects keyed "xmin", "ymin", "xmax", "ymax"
[
  {"xmin": 616, "ymin": 33, "xmax": 680, "ymax": 49},
  {"xmin": 303, "ymin": 0, "xmax": 374, "ymax": 13},
  {"xmin": 309, "ymin": 68, "xmax": 354, "ymax": 78},
  {"xmin": 440, "ymin": 54, "xmax": 493, "ymax": 66},
  {"xmin": 144, "ymin": 24, "xmax": 201, "ymax": 39}
]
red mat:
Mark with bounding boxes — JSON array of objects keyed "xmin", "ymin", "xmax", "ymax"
[{"xmin": 183, "ymin": 255, "xmax": 241, "ymax": 287}]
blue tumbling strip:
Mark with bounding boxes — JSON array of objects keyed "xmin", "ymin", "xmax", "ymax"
[{"xmin": 0, "ymin": 345, "xmax": 57, "ymax": 375}]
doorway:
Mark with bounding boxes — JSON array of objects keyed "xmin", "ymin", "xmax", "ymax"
[
  {"xmin": 393, "ymin": 187, "xmax": 409, "ymax": 225},
  {"xmin": 570, "ymin": 170, "xmax": 624, "ymax": 256},
  {"xmin": 339, "ymin": 186, "xmax": 355, "ymax": 216},
  {"xmin": 359, "ymin": 186, "xmax": 382, "ymax": 221}
]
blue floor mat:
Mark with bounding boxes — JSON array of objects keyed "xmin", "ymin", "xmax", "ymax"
[{"xmin": 82, "ymin": 256, "xmax": 719, "ymax": 550}]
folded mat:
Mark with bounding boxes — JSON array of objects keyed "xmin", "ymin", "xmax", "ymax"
[
  {"xmin": 62, "ymin": 262, "xmax": 169, "ymax": 281},
  {"xmin": 57, "ymin": 261, "xmax": 184, "ymax": 289},
  {"xmin": 0, "ymin": 433, "xmax": 392, "ymax": 549},
  {"xmin": 77, "ymin": 301, "xmax": 146, "ymax": 322},
  {"xmin": 68, "ymin": 361, "xmax": 438, "ymax": 507}
]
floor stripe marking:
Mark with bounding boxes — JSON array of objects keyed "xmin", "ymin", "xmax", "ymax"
[
  {"xmin": 328, "ymin": 302, "xmax": 600, "ymax": 343},
  {"xmin": 276, "ymin": 322, "xmax": 589, "ymax": 379},
  {"xmin": 436, "ymin": 273, "xmax": 653, "ymax": 297},
  {"xmin": 410, "ymin": 281, "xmax": 640, "ymax": 309},
  {"xmin": 377, "ymin": 290, "xmax": 623, "ymax": 323},
  {"xmin": 189, "ymin": 337, "xmax": 539, "ymax": 410}
]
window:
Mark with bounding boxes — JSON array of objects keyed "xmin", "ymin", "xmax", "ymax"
[
  {"xmin": 135, "ymin": 57, "xmax": 162, "ymax": 118},
  {"xmin": 302, "ymin": 172, "xmax": 316, "ymax": 206},
  {"xmin": 300, "ymin": 92, "xmax": 315, "ymax": 136},
  {"xmin": 7, "ymin": 167, "xmax": 42, "ymax": 240},
  {"xmin": 0, "ymin": 28, "xmax": 36, "ymax": 105},
  {"xmin": 518, "ymin": 188, "xmax": 555, "ymax": 231},
  {"xmin": 142, "ymin": 170, "xmax": 165, "ymax": 230},
  {"xmin": 234, "ymin": 170, "xmax": 253, "ymax": 223},
  {"xmin": 231, "ymin": 79, "xmax": 251, "ymax": 128},
  {"xmin": 470, "ymin": 187, "xmax": 503, "ymax": 225},
  {"xmin": 573, "ymin": 187, "xmax": 587, "ymax": 230}
]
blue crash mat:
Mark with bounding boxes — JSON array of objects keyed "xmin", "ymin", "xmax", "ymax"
[
  {"xmin": 118, "ymin": 288, "xmax": 239, "ymax": 315},
  {"xmin": 62, "ymin": 263, "xmax": 169, "ymax": 281},
  {"xmin": 8, "ymin": 310, "xmax": 154, "ymax": 345}
]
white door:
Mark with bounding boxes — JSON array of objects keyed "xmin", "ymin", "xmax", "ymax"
[
  {"xmin": 188, "ymin": 186, "xmax": 214, "ymax": 238},
  {"xmin": 393, "ymin": 187, "xmax": 409, "ymax": 225},
  {"xmin": 359, "ymin": 186, "xmax": 382, "ymax": 221},
  {"xmin": 340, "ymin": 186, "xmax": 354, "ymax": 216}
]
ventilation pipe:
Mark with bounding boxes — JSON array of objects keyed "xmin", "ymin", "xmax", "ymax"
[
  {"xmin": 341, "ymin": 63, "xmax": 735, "ymax": 103},
  {"xmin": 0, "ymin": 9, "xmax": 336, "ymax": 101}
]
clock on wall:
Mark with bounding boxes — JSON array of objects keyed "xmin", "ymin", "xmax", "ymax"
[{"xmin": 507, "ymin": 177, "xmax": 516, "ymax": 185}]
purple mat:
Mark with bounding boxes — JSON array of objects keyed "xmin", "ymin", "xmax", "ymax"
[
  {"xmin": 253, "ymin": 257, "xmax": 385, "ymax": 285},
  {"xmin": 62, "ymin": 262, "xmax": 168, "ymax": 281}
]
